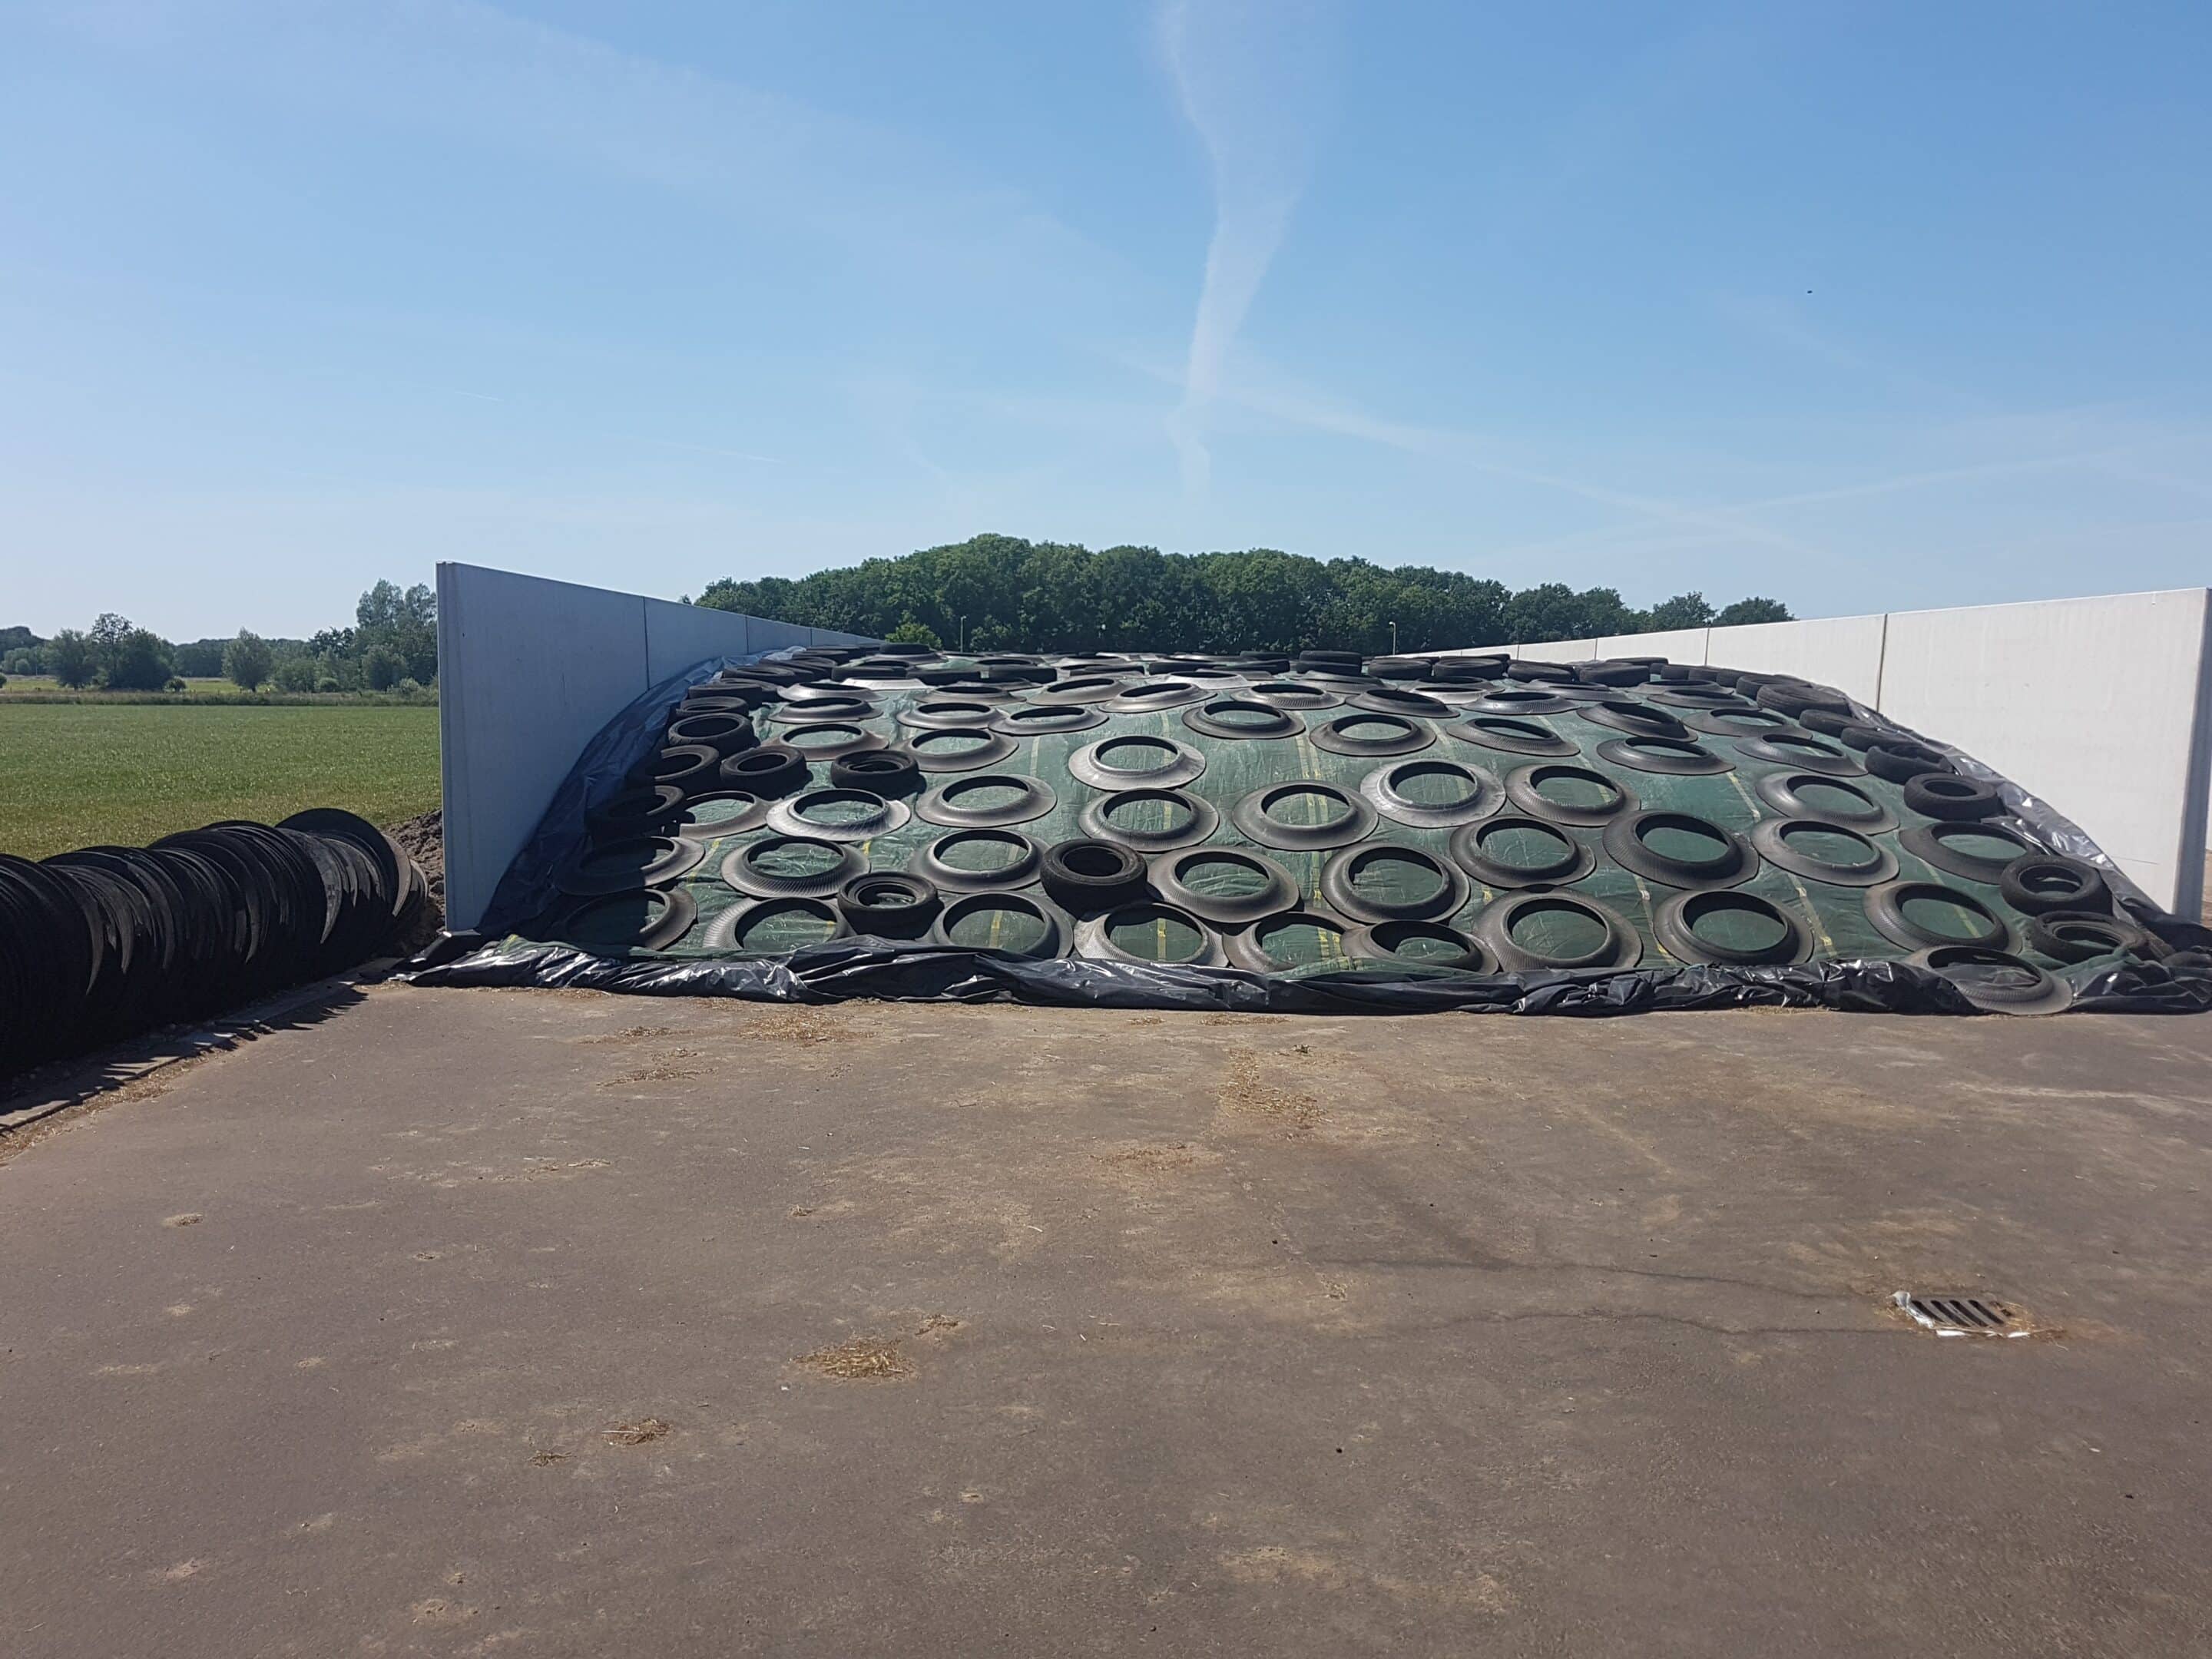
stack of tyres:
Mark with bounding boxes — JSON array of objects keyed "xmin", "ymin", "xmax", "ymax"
[{"xmin": 0, "ymin": 808, "xmax": 426, "ymax": 1081}]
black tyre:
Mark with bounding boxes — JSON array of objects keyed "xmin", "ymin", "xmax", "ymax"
[
  {"xmin": 1902, "ymin": 773, "xmax": 2004, "ymax": 822},
  {"xmin": 672, "ymin": 790, "xmax": 773, "ymax": 839},
  {"xmin": 1998, "ymin": 855, "xmax": 2109, "ymax": 917},
  {"xmin": 1344, "ymin": 919, "xmax": 1486, "ymax": 972},
  {"xmin": 1651, "ymin": 890, "xmax": 1811, "ymax": 966},
  {"xmin": 1864, "ymin": 879, "xmax": 2014, "ymax": 952},
  {"xmin": 1799, "ymin": 709, "xmax": 1853, "ymax": 737},
  {"xmin": 1866, "ymin": 740, "xmax": 1954, "ymax": 784},
  {"xmin": 587, "ymin": 784, "xmax": 685, "ymax": 843},
  {"xmin": 665, "ymin": 710, "xmax": 758, "ymax": 757},
  {"xmin": 1041, "ymin": 839, "xmax": 1150, "ymax": 913},
  {"xmin": 1076, "ymin": 902, "xmax": 1227, "ymax": 968},
  {"xmin": 1469, "ymin": 892, "xmax": 1643, "ymax": 971},
  {"xmin": 929, "ymin": 891, "xmax": 1068, "ymax": 959},
  {"xmin": 2025, "ymin": 909, "xmax": 2152, "ymax": 964},
  {"xmin": 1907, "ymin": 946, "xmax": 2072, "ymax": 1015},
  {"xmin": 541, "ymin": 885, "xmax": 699, "ymax": 952},
  {"xmin": 1318, "ymin": 844, "xmax": 1468, "ymax": 924},
  {"xmin": 830, "ymin": 750, "xmax": 923, "ymax": 796},
  {"xmin": 720, "ymin": 743, "xmax": 810, "ymax": 799},
  {"xmin": 1836, "ymin": 722, "xmax": 1890, "ymax": 751},
  {"xmin": 1756, "ymin": 681, "xmax": 1851, "ymax": 717},
  {"xmin": 835, "ymin": 871, "xmax": 941, "ymax": 936},
  {"xmin": 1149, "ymin": 846, "xmax": 1300, "ymax": 927},
  {"xmin": 632, "ymin": 743, "xmax": 724, "ymax": 796},
  {"xmin": 555, "ymin": 835, "xmax": 704, "ymax": 897},
  {"xmin": 1575, "ymin": 662, "xmax": 1651, "ymax": 687}
]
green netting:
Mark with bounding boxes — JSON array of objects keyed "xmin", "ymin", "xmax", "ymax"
[
  {"xmin": 727, "ymin": 898, "xmax": 842, "ymax": 952},
  {"xmin": 1898, "ymin": 889, "xmax": 2002, "ymax": 944},
  {"xmin": 1176, "ymin": 852, "xmax": 1273, "ymax": 900},
  {"xmin": 750, "ymin": 840, "xmax": 845, "ymax": 879},
  {"xmin": 789, "ymin": 793, "xmax": 884, "ymax": 829},
  {"xmin": 1101, "ymin": 792, "xmax": 1200, "ymax": 836},
  {"xmin": 1505, "ymin": 897, "xmax": 1611, "ymax": 959},
  {"xmin": 1257, "ymin": 785, "xmax": 1358, "ymax": 830},
  {"xmin": 1371, "ymin": 926, "xmax": 1469, "ymax": 963},
  {"xmin": 565, "ymin": 892, "xmax": 675, "ymax": 951},
  {"xmin": 1104, "ymin": 907, "xmax": 1210, "ymax": 962},
  {"xmin": 1770, "ymin": 823, "xmax": 1874, "ymax": 869},
  {"xmin": 1339, "ymin": 846, "xmax": 1450, "ymax": 909},
  {"xmin": 1247, "ymin": 914, "xmax": 1350, "ymax": 968},
  {"xmin": 679, "ymin": 796, "xmax": 757, "ymax": 833},
  {"xmin": 1389, "ymin": 762, "xmax": 1483, "ymax": 809},
  {"xmin": 785, "ymin": 724, "xmax": 869, "ymax": 753},
  {"xmin": 942, "ymin": 899, "xmax": 1051, "ymax": 952},
  {"xmin": 932, "ymin": 832, "xmax": 1031, "ymax": 874},
  {"xmin": 1638, "ymin": 819, "xmax": 1730, "ymax": 864},
  {"xmin": 1677, "ymin": 892, "xmax": 1793, "ymax": 954},
  {"xmin": 933, "ymin": 778, "xmax": 1036, "ymax": 814},
  {"xmin": 1528, "ymin": 769, "xmax": 1620, "ymax": 811},
  {"xmin": 909, "ymin": 730, "xmax": 998, "ymax": 762},
  {"xmin": 588, "ymin": 669, "xmax": 2105, "ymax": 977}
]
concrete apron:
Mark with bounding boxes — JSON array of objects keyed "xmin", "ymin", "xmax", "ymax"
[{"xmin": 4, "ymin": 985, "xmax": 2210, "ymax": 1656}]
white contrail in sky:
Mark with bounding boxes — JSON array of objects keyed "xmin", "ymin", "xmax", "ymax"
[{"xmin": 1161, "ymin": 0, "xmax": 1333, "ymax": 494}]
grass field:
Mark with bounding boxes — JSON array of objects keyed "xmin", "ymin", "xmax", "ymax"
[
  {"xmin": 0, "ymin": 704, "xmax": 441, "ymax": 859},
  {"xmin": 1, "ymin": 675, "xmax": 432, "ymax": 707}
]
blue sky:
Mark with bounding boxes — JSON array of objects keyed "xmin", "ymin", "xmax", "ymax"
[{"xmin": 5, "ymin": 1, "xmax": 2210, "ymax": 640}]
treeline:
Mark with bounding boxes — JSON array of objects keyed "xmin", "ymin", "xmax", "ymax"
[
  {"xmin": 5, "ymin": 581, "xmax": 436, "ymax": 694},
  {"xmin": 695, "ymin": 535, "xmax": 1790, "ymax": 654}
]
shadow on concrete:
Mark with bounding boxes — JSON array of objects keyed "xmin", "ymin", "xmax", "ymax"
[{"xmin": 0, "ymin": 973, "xmax": 378, "ymax": 1135}]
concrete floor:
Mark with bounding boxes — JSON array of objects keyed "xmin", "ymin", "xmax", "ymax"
[{"xmin": 5, "ymin": 988, "xmax": 2212, "ymax": 1657}]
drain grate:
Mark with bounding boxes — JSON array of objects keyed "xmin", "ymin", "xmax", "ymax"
[{"xmin": 1895, "ymin": 1291, "xmax": 2028, "ymax": 1337}]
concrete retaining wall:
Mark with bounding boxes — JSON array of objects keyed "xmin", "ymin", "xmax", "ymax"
[
  {"xmin": 437, "ymin": 562, "xmax": 877, "ymax": 929},
  {"xmin": 1442, "ymin": 588, "xmax": 2212, "ymax": 915}
]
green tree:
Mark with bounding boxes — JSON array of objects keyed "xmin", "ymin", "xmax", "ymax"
[
  {"xmin": 88, "ymin": 612, "xmax": 134, "ymax": 674},
  {"xmin": 224, "ymin": 630, "xmax": 274, "ymax": 690},
  {"xmin": 884, "ymin": 618, "xmax": 942, "ymax": 647},
  {"xmin": 694, "ymin": 535, "xmax": 1790, "ymax": 654},
  {"xmin": 48, "ymin": 629, "xmax": 96, "ymax": 688},
  {"xmin": 172, "ymin": 638, "xmax": 228, "ymax": 677},
  {"xmin": 362, "ymin": 644, "xmax": 406, "ymax": 690},
  {"xmin": 356, "ymin": 581, "xmax": 437, "ymax": 683},
  {"xmin": 1714, "ymin": 597, "xmax": 1794, "ymax": 626},
  {"xmin": 271, "ymin": 655, "xmax": 318, "ymax": 693},
  {"xmin": 1644, "ymin": 592, "xmax": 1716, "ymax": 631},
  {"xmin": 104, "ymin": 628, "xmax": 174, "ymax": 690}
]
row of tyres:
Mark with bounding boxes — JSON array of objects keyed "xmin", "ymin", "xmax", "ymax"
[{"xmin": 1, "ymin": 809, "xmax": 428, "ymax": 1080}]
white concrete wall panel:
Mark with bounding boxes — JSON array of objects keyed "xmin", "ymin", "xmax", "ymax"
[
  {"xmin": 1488, "ymin": 588, "xmax": 2210, "ymax": 913},
  {"xmin": 1512, "ymin": 638, "xmax": 1598, "ymax": 663},
  {"xmin": 643, "ymin": 598, "xmax": 750, "ymax": 684},
  {"xmin": 439, "ymin": 563, "xmax": 876, "ymax": 929},
  {"xmin": 1594, "ymin": 627, "xmax": 1710, "ymax": 664},
  {"xmin": 1704, "ymin": 613, "xmax": 1889, "ymax": 705},
  {"xmin": 1878, "ymin": 589, "xmax": 2212, "ymax": 912},
  {"xmin": 440, "ymin": 566, "xmax": 651, "ymax": 932}
]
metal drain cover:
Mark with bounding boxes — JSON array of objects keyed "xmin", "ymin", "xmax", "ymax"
[{"xmin": 1895, "ymin": 1291, "xmax": 2028, "ymax": 1337}]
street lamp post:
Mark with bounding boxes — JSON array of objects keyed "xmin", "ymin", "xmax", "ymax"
[
  {"xmin": 1389, "ymin": 620, "xmax": 1399, "ymax": 655},
  {"xmin": 959, "ymin": 615, "xmax": 968, "ymax": 653}
]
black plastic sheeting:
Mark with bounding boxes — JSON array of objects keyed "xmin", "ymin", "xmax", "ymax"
[
  {"xmin": 472, "ymin": 657, "xmax": 733, "ymax": 941},
  {"xmin": 405, "ymin": 932, "xmax": 2212, "ymax": 1016},
  {"xmin": 403, "ymin": 653, "xmax": 2212, "ymax": 1018}
]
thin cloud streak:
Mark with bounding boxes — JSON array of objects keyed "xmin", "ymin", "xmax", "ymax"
[
  {"xmin": 1160, "ymin": 0, "xmax": 1332, "ymax": 494},
  {"xmin": 1194, "ymin": 363, "xmax": 1834, "ymax": 562}
]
